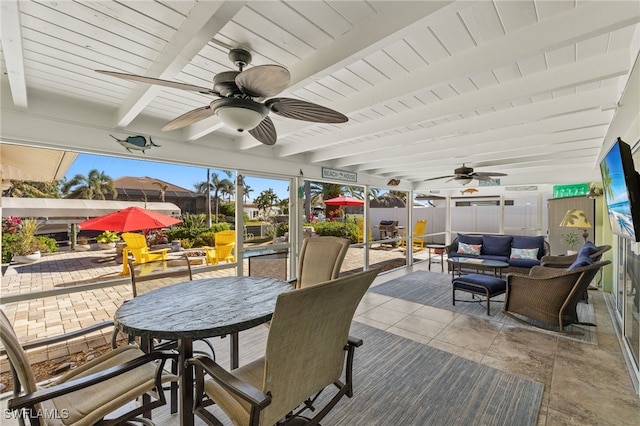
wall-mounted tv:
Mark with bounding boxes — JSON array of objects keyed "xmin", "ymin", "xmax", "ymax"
[{"xmin": 599, "ymin": 137, "xmax": 640, "ymax": 242}]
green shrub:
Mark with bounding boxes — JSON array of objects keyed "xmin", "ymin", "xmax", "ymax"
[
  {"xmin": 276, "ymin": 222, "xmax": 288, "ymax": 237},
  {"xmin": 37, "ymin": 236, "xmax": 59, "ymax": 253},
  {"xmin": 2, "ymin": 234, "xmax": 19, "ymax": 263},
  {"xmin": 193, "ymin": 231, "xmax": 216, "ymax": 247},
  {"xmin": 313, "ymin": 222, "xmax": 358, "ymax": 243}
]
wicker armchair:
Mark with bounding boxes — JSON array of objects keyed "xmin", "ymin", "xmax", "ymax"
[
  {"xmin": 540, "ymin": 243, "xmax": 611, "ymax": 268},
  {"xmin": 503, "ymin": 260, "xmax": 610, "ymax": 334}
]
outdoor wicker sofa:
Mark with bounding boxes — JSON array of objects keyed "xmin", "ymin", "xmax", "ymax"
[{"xmin": 446, "ymin": 233, "xmax": 550, "ymax": 275}]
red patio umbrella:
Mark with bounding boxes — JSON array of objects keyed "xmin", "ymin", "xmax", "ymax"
[
  {"xmin": 78, "ymin": 206, "xmax": 182, "ymax": 232},
  {"xmin": 323, "ymin": 195, "xmax": 365, "ymax": 222},
  {"xmin": 323, "ymin": 195, "xmax": 365, "ymax": 206}
]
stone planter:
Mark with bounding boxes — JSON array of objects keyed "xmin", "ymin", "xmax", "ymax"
[
  {"xmin": 75, "ymin": 244, "xmax": 92, "ymax": 251},
  {"xmin": 13, "ymin": 251, "xmax": 41, "ymax": 264},
  {"xmin": 98, "ymin": 242, "xmax": 116, "ymax": 250}
]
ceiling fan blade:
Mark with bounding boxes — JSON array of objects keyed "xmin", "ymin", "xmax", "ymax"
[
  {"xmin": 236, "ymin": 65, "xmax": 290, "ymax": 98},
  {"xmin": 96, "ymin": 70, "xmax": 219, "ymax": 95},
  {"xmin": 248, "ymin": 117, "xmax": 277, "ymax": 145},
  {"xmin": 265, "ymin": 98, "xmax": 348, "ymax": 123},
  {"xmin": 424, "ymin": 175, "xmax": 455, "ymax": 181},
  {"xmin": 474, "ymin": 172, "xmax": 508, "ymax": 177},
  {"xmin": 161, "ymin": 106, "xmax": 216, "ymax": 131}
]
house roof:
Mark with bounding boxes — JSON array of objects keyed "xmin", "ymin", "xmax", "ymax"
[
  {"xmin": 113, "ymin": 176, "xmax": 201, "ymax": 199},
  {"xmin": 0, "ymin": 1, "xmax": 638, "ymax": 194}
]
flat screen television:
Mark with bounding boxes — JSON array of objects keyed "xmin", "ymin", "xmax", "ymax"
[{"xmin": 599, "ymin": 137, "xmax": 640, "ymax": 242}]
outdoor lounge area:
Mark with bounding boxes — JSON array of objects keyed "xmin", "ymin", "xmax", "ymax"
[
  {"xmin": 0, "ymin": 246, "xmax": 638, "ymax": 425},
  {"xmin": 1, "ymin": 1, "xmax": 639, "ymax": 425}
]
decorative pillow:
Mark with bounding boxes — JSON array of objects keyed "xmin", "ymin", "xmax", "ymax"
[
  {"xmin": 510, "ymin": 247, "xmax": 539, "ymax": 260},
  {"xmin": 457, "ymin": 233, "xmax": 483, "ymax": 245},
  {"xmin": 481, "ymin": 235, "xmax": 513, "ymax": 257},
  {"xmin": 577, "ymin": 241, "xmax": 598, "ymax": 258},
  {"xmin": 512, "ymin": 236, "xmax": 546, "ymax": 259},
  {"xmin": 568, "ymin": 254, "xmax": 594, "ymax": 270},
  {"xmin": 458, "ymin": 242, "xmax": 481, "ymax": 255}
]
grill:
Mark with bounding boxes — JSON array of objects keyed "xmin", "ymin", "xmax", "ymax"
[{"xmin": 378, "ymin": 220, "xmax": 399, "ymax": 240}]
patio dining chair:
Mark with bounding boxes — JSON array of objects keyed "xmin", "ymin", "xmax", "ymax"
[
  {"xmin": 187, "ymin": 268, "xmax": 380, "ymax": 425},
  {"xmin": 121, "ymin": 232, "xmax": 170, "ymax": 276},
  {"xmin": 292, "ymin": 236, "xmax": 350, "ymax": 289},
  {"xmin": 0, "ymin": 309, "xmax": 177, "ymax": 426}
]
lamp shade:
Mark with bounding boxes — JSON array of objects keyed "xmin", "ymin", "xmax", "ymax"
[
  {"xmin": 560, "ymin": 209, "xmax": 591, "ymax": 243},
  {"xmin": 457, "ymin": 177, "xmax": 473, "ymax": 185},
  {"xmin": 211, "ymin": 98, "xmax": 268, "ymax": 132},
  {"xmin": 559, "ymin": 209, "xmax": 591, "ymax": 228}
]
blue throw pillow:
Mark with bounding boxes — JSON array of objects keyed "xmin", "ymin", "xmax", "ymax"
[
  {"xmin": 512, "ymin": 235, "xmax": 546, "ymax": 260},
  {"xmin": 577, "ymin": 241, "xmax": 598, "ymax": 258},
  {"xmin": 568, "ymin": 254, "xmax": 593, "ymax": 270},
  {"xmin": 458, "ymin": 233, "xmax": 483, "ymax": 245},
  {"xmin": 482, "ymin": 235, "xmax": 512, "ymax": 257}
]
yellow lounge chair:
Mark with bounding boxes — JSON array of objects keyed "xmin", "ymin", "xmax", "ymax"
[
  {"xmin": 204, "ymin": 230, "xmax": 236, "ymax": 265},
  {"xmin": 121, "ymin": 232, "xmax": 170, "ymax": 275},
  {"xmin": 356, "ymin": 219, "xmax": 373, "ymax": 243},
  {"xmin": 402, "ymin": 219, "xmax": 427, "ymax": 250}
]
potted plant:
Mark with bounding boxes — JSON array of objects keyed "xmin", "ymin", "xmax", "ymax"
[
  {"xmin": 75, "ymin": 236, "xmax": 92, "ymax": 251},
  {"xmin": 561, "ymin": 232, "xmax": 580, "ymax": 255},
  {"xmin": 96, "ymin": 230, "xmax": 120, "ymax": 250},
  {"xmin": 12, "ymin": 218, "xmax": 45, "ymax": 263}
]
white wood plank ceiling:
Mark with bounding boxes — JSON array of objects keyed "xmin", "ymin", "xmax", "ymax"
[{"xmin": 1, "ymin": 0, "xmax": 639, "ymax": 192}]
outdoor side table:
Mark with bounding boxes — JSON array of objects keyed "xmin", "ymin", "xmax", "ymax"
[{"xmin": 426, "ymin": 244, "xmax": 446, "ymax": 272}]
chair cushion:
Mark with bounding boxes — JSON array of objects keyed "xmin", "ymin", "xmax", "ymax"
[
  {"xmin": 477, "ymin": 254, "xmax": 509, "ymax": 263},
  {"xmin": 458, "ymin": 233, "xmax": 483, "ymax": 245},
  {"xmin": 481, "ymin": 235, "xmax": 512, "ymax": 257},
  {"xmin": 512, "ymin": 235, "xmax": 546, "ymax": 259},
  {"xmin": 453, "ymin": 274, "xmax": 506, "ymax": 294},
  {"xmin": 457, "ymin": 242, "xmax": 481, "ymax": 255},
  {"xmin": 508, "ymin": 258, "xmax": 541, "ymax": 269},
  {"xmin": 568, "ymin": 254, "xmax": 594, "ymax": 270},
  {"xmin": 577, "ymin": 241, "xmax": 599, "ymax": 258}
]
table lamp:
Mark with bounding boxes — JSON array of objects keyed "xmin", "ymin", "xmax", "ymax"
[{"xmin": 559, "ymin": 209, "xmax": 591, "ymax": 243}]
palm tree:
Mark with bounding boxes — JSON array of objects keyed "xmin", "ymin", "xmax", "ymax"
[
  {"xmin": 62, "ymin": 169, "xmax": 117, "ymax": 200},
  {"xmin": 4, "ymin": 180, "xmax": 62, "ymax": 198},
  {"xmin": 194, "ymin": 170, "xmax": 233, "ymax": 223},
  {"xmin": 243, "ymin": 182, "xmax": 253, "ymax": 203},
  {"xmin": 254, "ymin": 189, "xmax": 279, "ymax": 216},
  {"xmin": 152, "ymin": 181, "xmax": 169, "ymax": 202}
]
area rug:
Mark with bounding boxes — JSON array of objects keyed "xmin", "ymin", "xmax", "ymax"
[
  {"xmin": 321, "ymin": 322, "xmax": 544, "ymax": 425},
  {"xmin": 369, "ymin": 270, "xmax": 597, "ymax": 344}
]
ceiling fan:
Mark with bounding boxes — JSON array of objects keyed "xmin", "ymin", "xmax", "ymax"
[
  {"xmin": 96, "ymin": 48, "xmax": 348, "ymax": 145},
  {"xmin": 424, "ymin": 164, "xmax": 507, "ymax": 185}
]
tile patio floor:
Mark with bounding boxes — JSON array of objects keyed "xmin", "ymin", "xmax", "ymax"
[{"xmin": 1, "ymin": 246, "xmax": 639, "ymax": 425}]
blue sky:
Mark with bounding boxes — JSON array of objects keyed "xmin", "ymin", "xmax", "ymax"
[{"xmin": 64, "ymin": 153, "xmax": 291, "ymax": 201}]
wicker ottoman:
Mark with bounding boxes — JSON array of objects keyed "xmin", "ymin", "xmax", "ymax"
[{"xmin": 452, "ymin": 273, "xmax": 506, "ymax": 315}]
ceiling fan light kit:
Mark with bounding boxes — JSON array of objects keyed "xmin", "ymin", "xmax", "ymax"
[
  {"xmin": 97, "ymin": 48, "xmax": 347, "ymax": 145},
  {"xmin": 211, "ymin": 98, "xmax": 268, "ymax": 132}
]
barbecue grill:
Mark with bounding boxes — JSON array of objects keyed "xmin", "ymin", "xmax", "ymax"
[{"xmin": 378, "ymin": 220, "xmax": 399, "ymax": 239}]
